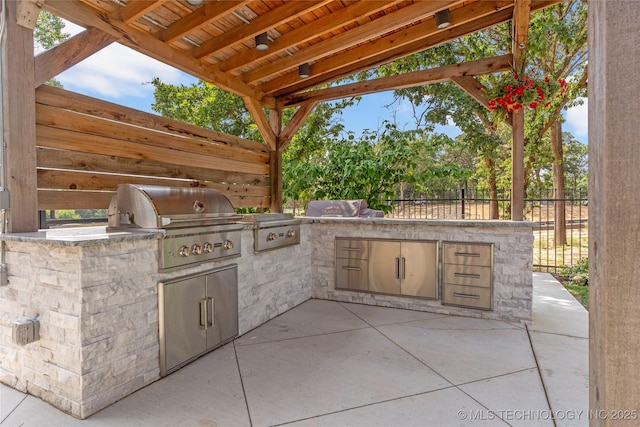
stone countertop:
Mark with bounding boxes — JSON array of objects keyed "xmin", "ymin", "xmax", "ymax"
[
  {"xmin": 0, "ymin": 226, "xmax": 162, "ymax": 246},
  {"xmin": 298, "ymin": 216, "xmax": 535, "ymax": 227}
]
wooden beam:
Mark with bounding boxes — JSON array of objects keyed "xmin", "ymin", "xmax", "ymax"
[
  {"xmin": 511, "ymin": 109, "xmax": 525, "ymax": 221},
  {"xmin": 243, "ymin": 97, "xmax": 276, "ymax": 150},
  {"xmin": 451, "ymin": 76, "xmax": 513, "ymax": 127},
  {"xmin": 269, "ymin": 149, "xmax": 282, "ymax": 213},
  {"xmin": 266, "ymin": 0, "xmax": 562, "ymax": 97},
  {"xmin": 279, "ymin": 55, "xmax": 512, "ymax": 107},
  {"xmin": 280, "ymin": 102, "xmax": 318, "ymax": 148},
  {"xmin": 217, "ymin": 1, "xmax": 395, "ymax": 74},
  {"xmin": 1, "ymin": 1, "xmax": 38, "ymax": 231},
  {"xmin": 191, "ymin": 1, "xmax": 332, "ymax": 60},
  {"xmin": 34, "ymin": 27, "xmax": 117, "ymax": 87},
  {"xmin": 157, "ymin": 1, "xmax": 251, "ymax": 44},
  {"xmin": 43, "ymin": 0, "xmax": 274, "ymax": 106},
  {"xmin": 112, "ymin": 1, "xmax": 164, "ymax": 24},
  {"xmin": 16, "ymin": 0, "xmax": 44, "ymax": 30},
  {"xmin": 512, "ymin": 0, "xmax": 532, "ymax": 74},
  {"xmin": 244, "ymin": 0, "xmax": 456, "ymax": 85}
]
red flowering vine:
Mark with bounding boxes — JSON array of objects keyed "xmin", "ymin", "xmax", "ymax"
[{"xmin": 487, "ymin": 72, "xmax": 567, "ymax": 115}]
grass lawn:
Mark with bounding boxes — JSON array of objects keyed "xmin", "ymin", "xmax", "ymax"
[{"xmin": 564, "ymin": 284, "xmax": 588, "ymax": 309}]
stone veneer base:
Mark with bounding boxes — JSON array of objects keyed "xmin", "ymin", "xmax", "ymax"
[{"xmin": 0, "ymin": 218, "xmax": 531, "ymax": 418}]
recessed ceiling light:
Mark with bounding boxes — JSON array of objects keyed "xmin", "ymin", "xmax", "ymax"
[{"xmin": 255, "ymin": 33, "xmax": 269, "ymax": 51}]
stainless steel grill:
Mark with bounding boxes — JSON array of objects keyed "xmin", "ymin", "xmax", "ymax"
[
  {"xmin": 239, "ymin": 213, "xmax": 301, "ymax": 252},
  {"xmin": 108, "ymin": 184, "xmax": 243, "ymax": 270}
]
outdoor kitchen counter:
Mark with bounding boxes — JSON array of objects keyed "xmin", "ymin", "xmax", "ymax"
[
  {"xmin": 304, "ymin": 217, "xmax": 535, "ymax": 324},
  {"xmin": 0, "ymin": 225, "xmax": 161, "ymax": 245}
]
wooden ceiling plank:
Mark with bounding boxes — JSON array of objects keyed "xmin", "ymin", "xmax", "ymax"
[
  {"xmin": 191, "ymin": 0, "xmax": 333, "ymax": 60},
  {"xmin": 243, "ymin": 96, "xmax": 277, "ymax": 150},
  {"xmin": 279, "ymin": 55, "xmax": 512, "ymax": 107},
  {"xmin": 217, "ymin": 1, "xmax": 396, "ymax": 74},
  {"xmin": 513, "ymin": 0, "xmax": 532, "ymax": 74},
  {"xmin": 43, "ymin": 0, "xmax": 274, "ymax": 106},
  {"xmin": 158, "ymin": 1, "xmax": 251, "ymax": 44},
  {"xmin": 243, "ymin": 0, "xmax": 463, "ymax": 85},
  {"xmin": 264, "ymin": 0, "xmax": 513, "ymax": 95},
  {"xmin": 113, "ymin": 1, "xmax": 164, "ymax": 24},
  {"xmin": 34, "ymin": 27, "xmax": 117, "ymax": 87},
  {"xmin": 268, "ymin": 0, "xmax": 561, "ymax": 98}
]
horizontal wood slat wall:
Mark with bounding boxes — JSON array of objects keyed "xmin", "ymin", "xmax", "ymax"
[{"xmin": 36, "ymin": 85, "xmax": 271, "ymax": 210}]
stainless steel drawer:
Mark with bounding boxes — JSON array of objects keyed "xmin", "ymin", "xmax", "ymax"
[
  {"xmin": 443, "ymin": 243, "xmax": 492, "ymax": 266},
  {"xmin": 335, "ymin": 238, "xmax": 369, "ymax": 260},
  {"xmin": 442, "ymin": 284, "xmax": 492, "ymax": 310},
  {"xmin": 443, "ymin": 265, "xmax": 491, "ymax": 288},
  {"xmin": 336, "ymin": 258, "xmax": 368, "ymax": 291}
]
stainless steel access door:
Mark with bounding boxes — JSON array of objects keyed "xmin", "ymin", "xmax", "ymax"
[
  {"xmin": 368, "ymin": 241, "xmax": 401, "ymax": 294},
  {"xmin": 160, "ymin": 274, "xmax": 207, "ymax": 375},
  {"xmin": 400, "ymin": 241, "xmax": 438, "ymax": 299},
  {"xmin": 368, "ymin": 240, "xmax": 438, "ymax": 299},
  {"xmin": 205, "ymin": 265, "xmax": 238, "ymax": 348}
]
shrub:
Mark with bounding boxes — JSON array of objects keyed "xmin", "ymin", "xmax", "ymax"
[{"xmin": 559, "ymin": 258, "xmax": 589, "ymax": 286}]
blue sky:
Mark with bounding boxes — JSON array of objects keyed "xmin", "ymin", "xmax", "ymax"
[{"xmin": 55, "ymin": 22, "xmax": 588, "ymax": 144}]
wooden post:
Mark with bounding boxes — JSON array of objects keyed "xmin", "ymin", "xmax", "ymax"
[
  {"xmin": 589, "ymin": 2, "xmax": 640, "ymax": 424},
  {"xmin": 269, "ymin": 108, "xmax": 283, "ymax": 213},
  {"xmin": 511, "ymin": 110, "xmax": 524, "ymax": 221},
  {"xmin": 1, "ymin": 1, "xmax": 39, "ymax": 232}
]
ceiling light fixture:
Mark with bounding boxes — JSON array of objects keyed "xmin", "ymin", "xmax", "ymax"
[
  {"xmin": 435, "ymin": 9, "xmax": 451, "ymax": 30},
  {"xmin": 298, "ymin": 63, "xmax": 310, "ymax": 79},
  {"xmin": 255, "ymin": 33, "xmax": 269, "ymax": 51},
  {"xmin": 186, "ymin": 0, "xmax": 204, "ymax": 6}
]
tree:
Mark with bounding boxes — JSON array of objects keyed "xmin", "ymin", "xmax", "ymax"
[{"xmin": 35, "ymin": 11, "xmax": 70, "ymax": 87}]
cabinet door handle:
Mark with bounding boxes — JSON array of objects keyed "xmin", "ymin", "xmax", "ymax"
[
  {"xmin": 453, "ymin": 292, "xmax": 481, "ymax": 300},
  {"xmin": 454, "ymin": 252, "xmax": 480, "ymax": 258},
  {"xmin": 454, "ymin": 272, "xmax": 481, "ymax": 279},
  {"xmin": 401, "ymin": 257, "xmax": 406, "ymax": 279},
  {"xmin": 395, "ymin": 257, "xmax": 400, "ymax": 279},
  {"xmin": 208, "ymin": 297, "xmax": 215, "ymax": 328},
  {"xmin": 341, "ymin": 266, "xmax": 361, "ymax": 271},
  {"xmin": 343, "ymin": 247, "xmax": 362, "ymax": 251},
  {"xmin": 199, "ymin": 299, "xmax": 208, "ymax": 330}
]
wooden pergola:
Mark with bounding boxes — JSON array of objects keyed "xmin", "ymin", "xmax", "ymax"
[{"xmin": 1, "ymin": 0, "xmax": 562, "ymax": 233}]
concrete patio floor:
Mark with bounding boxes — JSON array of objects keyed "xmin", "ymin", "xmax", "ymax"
[{"xmin": 1, "ymin": 272, "xmax": 588, "ymax": 427}]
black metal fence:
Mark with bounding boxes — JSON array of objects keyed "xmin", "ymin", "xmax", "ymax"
[{"xmin": 384, "ymin": 189, "xmax": 588, "ymax": 273}]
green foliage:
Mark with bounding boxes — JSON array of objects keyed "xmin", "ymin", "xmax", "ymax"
[
  {"xmin": 559, "ymin": 258, "xmax": 589, "ymax": 286},
  {"xmin": 150, "ymin": 78, "xmax": 263, "ymax": 141},
  {"xmin": 35, "ymin": 11, "xmax": 69, "ymax": 51}
]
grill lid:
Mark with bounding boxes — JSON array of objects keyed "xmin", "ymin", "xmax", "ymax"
[{"xmin": 108, "ymin": 184, "xmax": 241, "ymax": 229}]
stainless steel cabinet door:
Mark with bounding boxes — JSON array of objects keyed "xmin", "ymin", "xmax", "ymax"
[
  {"xmin": 205, "ymin": 265, "xmax": 238, "ymax": 348},
  {"xmin": 161, "ymin": 276, "xmax": 207, "ymax": 374},
  {"xmin": 336, "ymin": 258, "xmax": 368, "ymax": 291},
  {"xmin": 401, "ymin": 241, "xmax": 438, "ymax": 299},
  {"xmin": 368, "ymin": 241, "xmax": 401, "ymax": 294}
]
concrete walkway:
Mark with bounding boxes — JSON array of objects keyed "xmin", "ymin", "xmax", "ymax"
[{"xmin": 0, "ymin": 273, "xmax": 588, "ymax": 426}]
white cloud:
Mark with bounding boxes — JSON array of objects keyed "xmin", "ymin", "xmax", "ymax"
[
  {"xmin": 565, "ymin": 97, "xmax": 588, "ymax": 138},
  {"xmin": 53, "ymin": 21, "xmax": 195, "ymax": 103}
]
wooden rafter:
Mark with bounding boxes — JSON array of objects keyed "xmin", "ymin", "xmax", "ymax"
[
  {"xmin": 280, "ymin": 102, "xmax": 319, "ymax": 148},
  {"xmin": 244, "ymin": 0, "xmax": 460, "ymax": 86},
  {"xmin": 34, "ymin": 27, "xmax": 117, "ymax": 87},
  {"xmin": 191, "ymin": 1, "xmax": 333, "ymax": 60},
  {"xmin": 113, "ymin": 1, "xmax": 164, "ymax": 24},
  {"xmin": 217, "ymin": 1, "xmax": 396, "ymax": 74},
  {"xmin": 279, "ymin": 55, "xmax": 512, "ymax": 108},
  {"xmin": 43, "ymin": 0, "xmax": 275, "ymax": 107},
  {"xmin": 157, "ymin": 1, "xmax": 252, "ymax": 44}
]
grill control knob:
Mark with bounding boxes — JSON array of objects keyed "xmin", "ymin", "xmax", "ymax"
[
  {"xmin": 223, "ymin": 240, "xmax": 234, "ymax": 250},
  {"xmin": 267, "ymin": 232, "xmax": 278, "ymax": 241},
  {"xmin": 191, "ymin": 244, "xmax": 203, "ymax": 255},
  {"xmin": 179, "ymin": 245, "xmax": 191, "ymax": 257},
  {"xmin": 203, "ymin": 243, "xmax": 213, "ymax": 253},
  {"xmin": 287, "ymin": 229, "xmax": 296, "ymax": 238}
]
